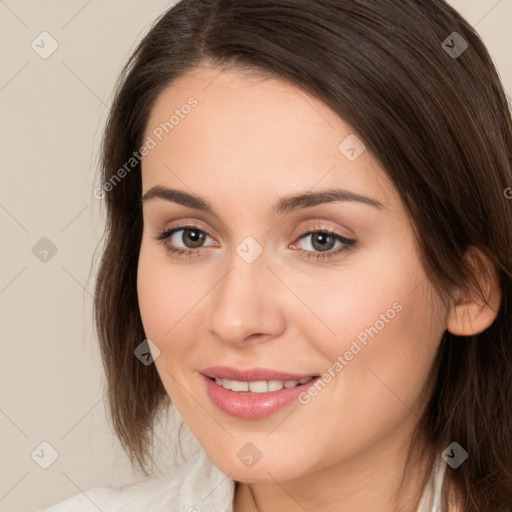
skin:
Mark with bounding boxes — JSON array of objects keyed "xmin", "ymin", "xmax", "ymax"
[{"xmin": 136, "ymin": 65, "xmax": 501, "ymax": 512}]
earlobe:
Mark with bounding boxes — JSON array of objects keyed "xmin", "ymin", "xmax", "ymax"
[{"xmin": 446, "ymin": 247, "xmax": 502, "ymax": 336}]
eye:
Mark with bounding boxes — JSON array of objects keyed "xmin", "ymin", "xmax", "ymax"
[
  {"xmin": 291, "ymin": 229, "xmax": 356, "ymax": 261},
  {"xmin": 154, "ymin": 225, "xmax": 216, "ymax": 258}
]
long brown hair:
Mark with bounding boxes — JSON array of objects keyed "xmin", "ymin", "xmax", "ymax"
[{"xmin": 93, "ymin": 1, "xmax": 512, "ymax": 509}]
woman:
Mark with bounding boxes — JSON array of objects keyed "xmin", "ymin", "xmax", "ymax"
[{"xmin": 40, "ymin": 0, "xmax": 512, "ymax": 510}]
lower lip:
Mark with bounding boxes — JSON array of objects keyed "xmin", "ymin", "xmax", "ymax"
[{"xmin": 202, "ymin": 375, "xmax": 319, "ymax": 419}]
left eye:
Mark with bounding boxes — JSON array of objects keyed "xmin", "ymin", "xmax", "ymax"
[
  {"xmin": 295, "ymin": 231, "xmax": 343, "ymax": 252},
  {"xmin": 290, "ymin": 229, "xmax": 356, "ymax": 261}
]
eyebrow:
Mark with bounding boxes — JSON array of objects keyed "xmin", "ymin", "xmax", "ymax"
[{"xmin": 141, "ymin": 185, "xmax": 384, "ymax": 215}]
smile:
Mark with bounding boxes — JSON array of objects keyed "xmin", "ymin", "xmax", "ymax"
[
  {"xmin": 213, "ymin": 377, "xmax": 313, "ymax": 392},
  {"xmin": 200, "ymin": 367, "xmax": 320, "ymax": 419}
]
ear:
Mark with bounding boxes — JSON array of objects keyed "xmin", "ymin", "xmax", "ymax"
[{"xmin": 446, "ymin": 247, "xmax": 502, "ymax": 336}]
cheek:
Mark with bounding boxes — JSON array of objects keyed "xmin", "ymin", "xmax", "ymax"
[
  {"xmin": 136, "ymin": 240, "xmax": 216, "ymax": 379},
  {"xmin": 297, "ymin": 244, "xmax": 444, "ymax": 399},
  {"xmin": 314, "ymin": 269, "xmax": 444, "ymax": 414},
  {"xmin": 136, "ymin": 245, "xmax": 201, "ymax": 405},
  {"xmin": 290, "ymin": 269, "xmax": 445, "ymax": 468},
  {"xmin": 137, "ymin": 243, "xmax": 190, "ymax": 343},
  {"xmin": 293, "ymin": 245, "xmax": 421, "ymax": 358}
]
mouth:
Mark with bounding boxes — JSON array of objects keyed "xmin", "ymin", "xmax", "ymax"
[
  {"xmin": 206, "ymin": 376, "xmax": 315, "ymax": 393},
  {"xmin": 200, "ymin": 366, "xmax": 320, "ymax": 419},
  {"xmin": 201, "ymin": 365, "xmax": 319, "ymax": 383}
]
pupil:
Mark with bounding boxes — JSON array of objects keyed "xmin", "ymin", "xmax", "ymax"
[
  {"xmin": 312, "ymin": 233, "xmax": 334, "ymax": 252},
  {"xmin": 185, "ymin": 229, "xmax": 205, "ymax": 248}
]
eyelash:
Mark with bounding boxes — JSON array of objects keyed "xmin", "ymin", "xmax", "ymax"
[{"xmin": 153, "ymin": 224, "xmax": 356, "ymax": 261}]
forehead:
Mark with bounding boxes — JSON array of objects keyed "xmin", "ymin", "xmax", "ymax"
[{"xmin": 141, "ymin": 65, "xmax": 398, "ymax": 213}]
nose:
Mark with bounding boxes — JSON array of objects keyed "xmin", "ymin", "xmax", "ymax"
[{"xmin": 206, "ymin": 245, "xmax": 286, "ymax": 346}]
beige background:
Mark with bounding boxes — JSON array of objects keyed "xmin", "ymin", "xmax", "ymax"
[{"xmin": 1, "ymin": 1, "xmax": 511, "ymax": 510}]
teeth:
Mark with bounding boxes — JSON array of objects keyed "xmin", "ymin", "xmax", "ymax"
[
  {"xmin": 268, "ymin": 380, "xmax": 284, "ymax": 391},
  {"xmin": 215, "ymin": 378, "xmax": 232, "ymax": 390},
  {"xmin": 248, "ymin": 381, "xmax": 268, "ymax": 393},
  {"xmin": 230, "ymin": 380, "xmax": 249, "ymax": 392},
  {"xmin": 213, "ymin": 377, "xmax": 313, "ymax": 393}
]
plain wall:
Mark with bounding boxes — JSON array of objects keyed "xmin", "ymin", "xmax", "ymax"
[{"xmin": 0, "ymin": 1, "xmax": 511, "ymax": 510}]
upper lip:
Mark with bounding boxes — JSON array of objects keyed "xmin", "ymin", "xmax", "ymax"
[{"xmin": 201, "ymin": 366, "xmax": 319, "ymax": 382}]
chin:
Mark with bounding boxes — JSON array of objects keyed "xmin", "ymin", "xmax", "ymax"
[{"xmin": 203, "ymin": 443, "xmax": 313, "ymax": 484}]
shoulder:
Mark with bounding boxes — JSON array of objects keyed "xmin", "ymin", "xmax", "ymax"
[
  {"xmin": 36, "ymin": 486, "xmax": 120, "ymax": 512},
  {"xmin": 37, "ymin": 447, "xmax": 235, "ymax": 512}
]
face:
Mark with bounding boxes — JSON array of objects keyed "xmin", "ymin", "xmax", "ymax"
[{"xmin": 137, "ymin": 65, "xmax": 449, "ymax": 483}]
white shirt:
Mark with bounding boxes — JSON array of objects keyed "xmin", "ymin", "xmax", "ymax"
[{"xmin": 38, "ymin": 447, "xmax": 447, "ymax": 512}]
